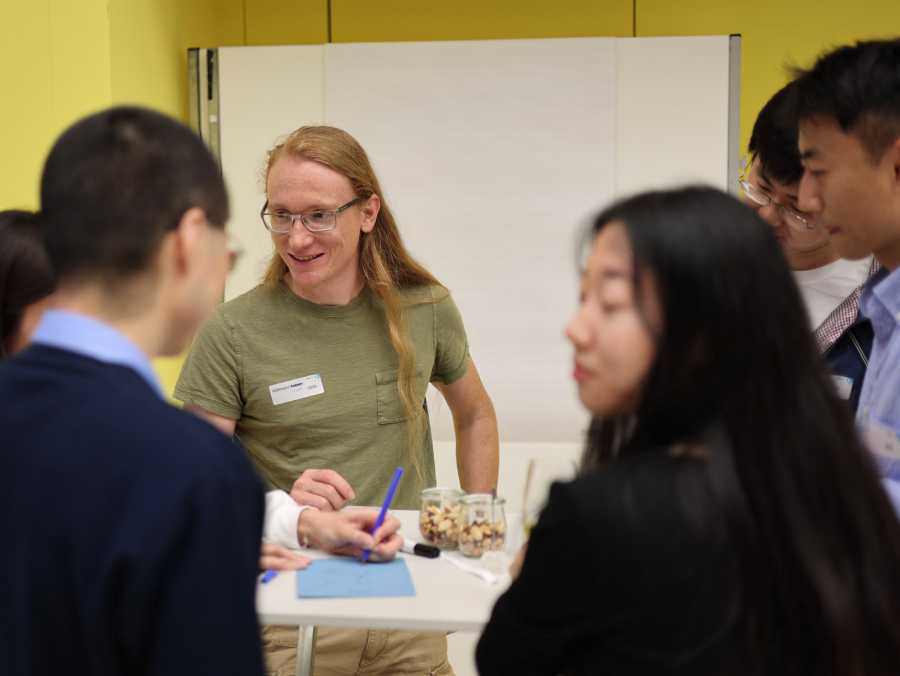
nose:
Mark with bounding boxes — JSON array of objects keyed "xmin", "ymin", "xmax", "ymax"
[
  {"xmin": 797, "ymin": 171, "xmax": 822, "ymax": 214},
  {"xmin": 757, "ymin": 202, "xmax": 784, "ymax": 230},
  {"xmin": 286, "ymin": 221, "xmax": 316, "ymax": 249},
  {"xmin": 565, "ymin": 304, "xmax": 591, "ymax": 349}
]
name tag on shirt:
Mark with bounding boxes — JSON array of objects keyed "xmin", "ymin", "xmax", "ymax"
[
  {"xmin": 269, "ymin": 374, "xmax": 325, "ymax": 406},
  {"xmin": 831, "ymin": 375, "xmax": 853, "ymax": 400}
]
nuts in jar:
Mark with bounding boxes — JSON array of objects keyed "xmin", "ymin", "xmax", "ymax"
[
  {"xmin": 488, "ymin": 496, "xmax": 507, "ymax": 552},
  {"xmin": 419, "ymin": 488, "xmax": 464, "ymax": 549},
  {"xmin": 458, "ymin": 494, "xmax": 507, "ymax": 558}
]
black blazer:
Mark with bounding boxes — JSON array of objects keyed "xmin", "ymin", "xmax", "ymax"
[{"xmin": 477, "ymin": 452, "xmax": 740, "ymax": 675}]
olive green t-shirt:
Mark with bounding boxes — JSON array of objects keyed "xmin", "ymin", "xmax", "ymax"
[{"xmin": 174, "ymin": 282, "xmax": 469, "ymax": 509}]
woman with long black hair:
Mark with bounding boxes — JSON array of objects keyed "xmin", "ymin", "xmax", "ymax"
[{"xmin": 477, "ymin": 186, "xmax": 900, "ymax": 675}]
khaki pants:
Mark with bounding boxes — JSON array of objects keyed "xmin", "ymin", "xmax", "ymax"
[{"xmin": 261, "ymin": 625, "xmax": 455, "ymax": 676}]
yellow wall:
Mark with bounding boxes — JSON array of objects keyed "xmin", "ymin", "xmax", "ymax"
[
  {"xmin": 108, "ymin": 0, "xmax": 247, "ymax": 124},
  {"xmin": 0, "ymin": 2, "xmax": 53, "ymax": 210},
  {"xmin": 246, "ymin": 0, "xmax": 327, "ymax": 45},
  {"xmin": 3, "ymin": 0, "xmax": 899, "ymax": 396},
  {"xmin": 0, "ymin": 0, "xmax": 248, "ymax": 208},
  {"xmin": 330, "ymin": 0, "xmax": 633, "ymax": 42},
  {"xmin": 0, "ymin": 0, "xmax": 111, "ymax": 209},
  {"xmin": 0, "ymin": 0, "xmax": 246, "ymax": 396},
  {"xmin": 109, "ymin": 0, "xmax": 186, "ymax": 118}
]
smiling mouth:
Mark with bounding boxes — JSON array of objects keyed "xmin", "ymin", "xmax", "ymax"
[{"xmin": 289, "ymin": 253, "xmax": 324, "ymax": 263}]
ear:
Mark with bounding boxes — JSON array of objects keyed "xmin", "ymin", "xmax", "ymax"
[
  {"xmin": 359, "ymin": 194, "xmax": 380, "ymax": 234},
  {"xmin": 166, "ymin": 207, "xmax": 209, "ymax": 278},
  {"xmin": 889, "ymin": 137, "xmax": 900, "ymax": 189}
]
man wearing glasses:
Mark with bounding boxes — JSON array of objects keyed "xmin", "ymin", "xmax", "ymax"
[
  {"xmin": 176, "ymin": 125, "xmax": 498, "ymax": 675},
  {"xmin": 742, "ymin": 80, "xmax": 876, "ymax": 412}
]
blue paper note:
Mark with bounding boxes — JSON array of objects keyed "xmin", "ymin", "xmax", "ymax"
[{"xmin": 296, "ymin": 558, "xmax": 416, "ymax": 598}]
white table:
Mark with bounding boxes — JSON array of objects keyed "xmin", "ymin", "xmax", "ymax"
[{"xmin": 256, "ymin": 510, "xmax": 512, "ymax": 675}]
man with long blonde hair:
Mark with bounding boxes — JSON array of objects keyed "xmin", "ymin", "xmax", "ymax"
[{"xmin": 176, "ymin": 125, "xmax": 499, "ymax": 674}]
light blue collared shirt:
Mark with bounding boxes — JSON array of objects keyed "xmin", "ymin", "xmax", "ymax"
[
  {"xmin": 31, "ymin": 309, "xmax": 163, "ymax": 399},
  {"xmin": 856, "ymin": 265, "xmax": 900, "ymax": 482}
]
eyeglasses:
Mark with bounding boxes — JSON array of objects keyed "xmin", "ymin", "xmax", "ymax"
[
  {"xmin": 260, "ymin": 197, "xmax": 364, "ymax": 234},
  {"xmin": 739, "ymin": 178, "xmax": 813, "ymax": 232}
]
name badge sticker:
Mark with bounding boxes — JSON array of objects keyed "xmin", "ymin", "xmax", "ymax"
[
  {"xmin": 831, "ymin": 375, "xmax": 853, "ymax": 400},
  {"xmin": 269, "ymin": 373, "xmax": 325, "ymax": 406}
]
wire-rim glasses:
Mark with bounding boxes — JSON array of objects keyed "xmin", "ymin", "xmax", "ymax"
[
  {"xmin": 260, "ymin": 196, "xmax": 364, "ymax": 234},
  {"xmin": 739, "ymin": 178, "xmax": 813, "ymax": 232}
]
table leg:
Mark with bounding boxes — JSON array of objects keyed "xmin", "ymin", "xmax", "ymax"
[{"xmin": 295, "ymin": 625, "xmax": 317, "ymax": 676}]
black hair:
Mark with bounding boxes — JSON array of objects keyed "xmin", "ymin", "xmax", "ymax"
[
  {"xmin": 39, "ymin": 105, "xmax": 229, "ymax": 283},
  {"xmin": 792, "ymin": 38, "xmax": 900, "ymax": 161},
  {"xmin": 582, "ymin": 186, "xmax": 900, "ymax": 674},
  {"xmin": 748, "ymin": 81, "xmax": 803, "ymax": 185},
  {"xmin": 0, "ymin": 210, "xmax": 55, "ymax": 357}
]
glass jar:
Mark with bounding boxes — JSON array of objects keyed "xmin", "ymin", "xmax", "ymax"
[
  {"xmin": 419, "ymin": 487, "xmax": 464, "ymax": 550},
  {"xmin": 459, "ymin": 493, "xmax": 501, "ymax": 558},
  {"xmin": 489, "ymin": 496, "xmax": 507, "ymax": 552}
]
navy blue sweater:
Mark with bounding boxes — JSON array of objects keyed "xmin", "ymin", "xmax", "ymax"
[{"xmin": 0, "ymin": 345, "xmax": 265, "ymax": 676}]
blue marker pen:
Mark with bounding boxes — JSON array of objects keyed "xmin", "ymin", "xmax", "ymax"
[
  {"xmin": 363, "ymin": 466, "xmax": 404, "ymax": 562},
  {"xmin": 260, "ymin": 569, "xmax": 278, "ymax": 584}
]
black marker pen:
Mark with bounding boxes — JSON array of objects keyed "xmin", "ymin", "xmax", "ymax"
[{"xmin": 401, "ymin": 538, "xmax": 440, "ymax": 558}]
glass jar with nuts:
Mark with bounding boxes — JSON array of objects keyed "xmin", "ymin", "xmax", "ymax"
[
  {"xmin": 459, "ymin": 493, "xmax": 507, "ymax": 558},
  {"xmin": 489, "ymin": 496, "xmax": 507, "ymax": 552},
  {"xmin": 419, "ymin": 487, "xmax": 464, "ymax": 549}
]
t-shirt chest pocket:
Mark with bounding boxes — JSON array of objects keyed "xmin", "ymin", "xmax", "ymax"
[{"xmin": 375, "ymin": 368, "xmax": 427, "ymax": 425}]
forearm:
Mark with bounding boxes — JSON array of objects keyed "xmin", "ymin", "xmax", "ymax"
[{"xmin": 455, "ymin": 407, "xmax": 499, "ymax": 492}]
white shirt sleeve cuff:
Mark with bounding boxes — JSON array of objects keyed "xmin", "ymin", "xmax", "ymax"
[{"xmin": 263, "ymin": 489, "xmax": 313, "ymax": 549}]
